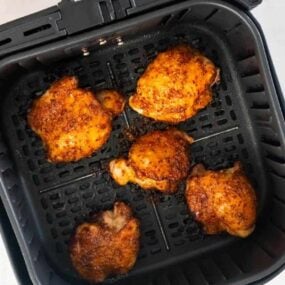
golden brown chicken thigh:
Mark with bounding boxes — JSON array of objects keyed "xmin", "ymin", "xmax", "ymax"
[
  {"xmin": 109, "ymin": 129, "xmax": 193, "ymax": 193},
  {"xmin": 129, "ymin": 44, "xmax": 219, "ymax": 124},
  {"xmin": 69, "ymin": 202, "xmax": 140, "ymax": 283},
  {"xmin": 185, "ymin": 162, "xmax": 257, "ymax": 238},
  {"xmin": 28, "ymin": 76, "xmax": 125, "ymax": 163}
]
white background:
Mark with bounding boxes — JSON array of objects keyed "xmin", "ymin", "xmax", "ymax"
[{"xmin": 0, "ymin": 0, "xmax": 284, "ymax": 284}]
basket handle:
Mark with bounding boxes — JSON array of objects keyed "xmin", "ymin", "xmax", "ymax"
[
  {"xmin": 0, "ymin": 0, "xmax": 262, "ymax": 58},
  {"xmin": 57, "ymin": 0, "xmax": 262, "ymax": 34}
]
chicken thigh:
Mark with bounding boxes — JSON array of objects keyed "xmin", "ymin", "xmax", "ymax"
[
  {"xmin": 69, "ymin": 202, "xmax": 140, "ymax": 283},
  {"xmin": 109, "ymin": 129, "xmax": 193, "ymax": 193},
  {"xmin": 185, "ymin": 162, "xmax": 257, "ymax": 238},
  {"xmin": 28, "ymin": 76, "xmax": 125, "ymax": 163},
  {"xmin": 129, "ymin": 44, "xmax": 219, "ymax": 124}
]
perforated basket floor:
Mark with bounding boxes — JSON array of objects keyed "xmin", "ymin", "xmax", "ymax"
[{"xmin": 0, "ymin": 23, "xmax": 268, "ymax": 283}]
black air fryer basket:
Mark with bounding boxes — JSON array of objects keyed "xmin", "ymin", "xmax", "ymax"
[{"xmin": 1, "ymin": 0, "xmax": 285, "ymax": 284}]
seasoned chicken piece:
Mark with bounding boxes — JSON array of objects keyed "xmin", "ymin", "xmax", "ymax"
[
  {"xmin": 70, "ymin": 202, "xmax": 140, "ymax": 283},
  {"xmin": 185, "ymin": 162, "xmax": 257, "ymax": 238},
  {"xmin": 109, "ymin": 129, "xmax": 193, "ymax": 193},
  {"xmin": 129, "ymin": 44, "xmax": 219, "ymax": 124},
  {"xmin": 27, "ymin": 76, "xmax": 125, "ymax": 163}
]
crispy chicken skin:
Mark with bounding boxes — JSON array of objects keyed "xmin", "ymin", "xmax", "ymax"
[
  {"xmin": 109, "ymin": 129, "xmax": 193, "ymax": 193},
  {"xmin": 129, "ymin": 44, "xmax": 219, "ymax": 124},
  {"xmin": 69, "ymin": 202, "xmax": 140, "ymax": 283},
  {"xmin": 185, "ymin": 162, "xmax": 257, "ymax": 238},
  {"xmin": 27, "ymin": 76, "xmax": 125, "ymax": 163}
]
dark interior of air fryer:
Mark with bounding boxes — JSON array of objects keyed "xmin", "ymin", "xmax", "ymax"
[{"xmin": 2, "ymin": 1, "xmax": 285, "ymax": 284}]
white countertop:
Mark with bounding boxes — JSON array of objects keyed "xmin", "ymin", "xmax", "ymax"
[{"xmin": 0, "ymin": 0, "xmax": 284, "ymax": 284}]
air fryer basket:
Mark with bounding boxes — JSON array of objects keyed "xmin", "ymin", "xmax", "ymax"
[{"xmin": 0, "ymin": 1, "xmax": 285, "ymax": 285}]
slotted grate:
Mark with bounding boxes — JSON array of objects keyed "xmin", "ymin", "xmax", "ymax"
[{"xmin": 0, "ymin": 24, "xmax": 266, "ymax": 283}]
